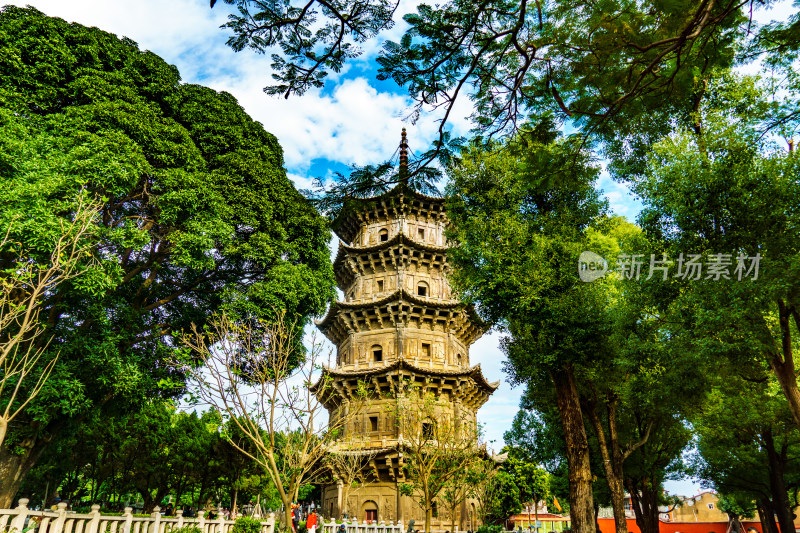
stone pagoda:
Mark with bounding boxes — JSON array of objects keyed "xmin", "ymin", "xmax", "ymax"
[{"xmin": 313, "ymin": 130, "xmax": 498, "ymax": 529}]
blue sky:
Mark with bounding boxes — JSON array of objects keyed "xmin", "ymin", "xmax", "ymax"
[{"xmin": 5, "ymin": 0, "xmax": 793, "ymax": 496}]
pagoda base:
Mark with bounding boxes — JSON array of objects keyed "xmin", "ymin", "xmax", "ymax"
[{"xmin": 320, "ymin": 480, "xmax": 482, "ymax": 532}]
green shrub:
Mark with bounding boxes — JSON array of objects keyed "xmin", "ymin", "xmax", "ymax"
[
  {"xmin": 170, "ymin": 526, "xmax": 202, "ymax": 533},
  {"xmin": 477, "ymin": 526, "xmax": 503, "ymax": 533},
  {"xmin": 232, "ymin": 516, "xmax": 263, "ymax": 533}
]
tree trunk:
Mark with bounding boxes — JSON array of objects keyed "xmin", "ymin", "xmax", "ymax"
[
  {"xmin": 626, "ymin": 477, "xmax": 659, "ymax": 533},
  {"xmin": 280, "ymin": 494, "xmax": 292, "ymax": 533},
  {"xmin": 763, "ymin": 429, "xmax": 794, "ymax": 533},
  {"xmin": 138, "ymin": 488, "xmax": 155, "ymax": 514},
  {"xmin": 757, "ymin": 498, "xmax": 780, "ymax": 533},
  {"xmin": 594, "ymin": 499, "xmax": 602, "ymax": 533},
  {"xmin": 196, "ymin": 477, "xmax": 208, "ymax": 510},
  {"xmin": 0, "ymin": 435, "xmax": 51, "ymax": 507},
  {"xmin": 585, "ymin": 402, "xmax": 627, "ymax": 533},
  {"xmin": 551, "ymin": 366, "xmax": 595, "ymax": 533},
  {"xmin": 175, "ymin": 479, "xmax": 185, "ymax": 509},
  {"xmin": 425, "ymin": 506, "xmax": 432, "ymax": 533},
  {"xmin": 769, "ymin": 301, "xmax": 800, "ymax": 431}
]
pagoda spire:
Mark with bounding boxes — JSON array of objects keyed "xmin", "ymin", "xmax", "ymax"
[{"xmin": 399, "ymin": 127, "xmax": 408, "ymax": 184}]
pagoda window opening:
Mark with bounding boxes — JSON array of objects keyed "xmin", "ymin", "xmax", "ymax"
[
  {"xmin": 369, "ymin": 415, "xmax": 379, "ymax": 432},
  {"xmin": 377, "ymin": 279, "xmax": 384, "ymax": 292},
  {"xmin": 418, "ymin": 228, "xmax": 425, "ymax": 241},
  {"xmin": 417, "ymin": 281, "xmax": 428, "ymax": 297},
  {"xmin": 421, "ymin": 343, "xmax": 431, "ymax": 358},
  {"xmin": 372, "ymin": 345, "xmax": 383, "ymax": 362},
  {"xmin": 431, "ymin": 502, "xmax": 438, "ymax": 518},
  {"xmin": 379, "ymin": 228, "xmax": 389, "ymax": 241},
  {"xmin": 457, "ymin": 353, "xmax": 463, "ymax": 366},
  {"xmin": 422, "ymin": 419, "xmax": 436, "ymax": 441}
]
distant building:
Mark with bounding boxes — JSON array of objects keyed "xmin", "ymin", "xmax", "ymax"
[
  {"xmin": 597, "ymin": 491, "xmax": 766, "ymax": 533},
  {"xmin": 508, "ymin": 502, "xmax": 571, "ymax": 532},
  {"xmin": 663, "ymin": 491, "xmax": 730, "ymax": 523}
]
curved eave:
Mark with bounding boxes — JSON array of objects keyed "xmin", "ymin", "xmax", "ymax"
[
  {"xmin": 309, "ymin": 358, "xmax": 499, "ymax": 395},
  {"xmin": 327, "ymin": 445, "xmax": 397, "ymax": 456},
  {"xmin": 315, "ymin": 288, "xmax": 462, "ymax": 327},
  {"xmin": 315, "ymin": 290, "xmax": 489, "ymax": 347},
  {"xmin": 492, "ymin": 452, "xmax": 509, "ymax": 464},
  {"xmin": 332, "ymin": 185, "xmax": 446, "ymax": 244},
  {"xmin": 341, "ymin": 231, "xmax": 448, "ymax": 255},
  {"xmin": 332, "ymin": 232, "xmax": 449, "ymax": 286},
  {"xmin": 325, "ymin": 443, "xmax": 493, "ymax": 459}
]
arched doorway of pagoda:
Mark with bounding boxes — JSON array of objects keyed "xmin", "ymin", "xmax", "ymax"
[{"xmin": 361, "ymin": 500, "xmax": 379, "ymax": 523}]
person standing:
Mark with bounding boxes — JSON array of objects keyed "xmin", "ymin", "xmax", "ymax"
[{"xmin": 307, "ymin": 509, "xmax": 318, "ymax": 533}]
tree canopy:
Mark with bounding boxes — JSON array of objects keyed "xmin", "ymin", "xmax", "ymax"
[
  {"xmin": 0, "ymin": 5, "xmax": 334, "ymax": 506},
  {"xmin": 214, "ymin": 0, "xmax": 787, "ymax": 164}
]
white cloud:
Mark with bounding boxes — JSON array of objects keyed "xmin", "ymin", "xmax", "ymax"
[{"xmin": 213, "ymin": 76, "xmax": 432, "ymax": 170}]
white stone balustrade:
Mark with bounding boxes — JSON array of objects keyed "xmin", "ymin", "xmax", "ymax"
[
  {"xmin": 319, "ymin": 518, "xmax": 403, "ymax": 533},
  {"xmin": 0, "ymin": 500, "xmax": 276, "ymax": 533}
]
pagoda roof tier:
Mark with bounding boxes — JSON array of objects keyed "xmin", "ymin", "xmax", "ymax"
[
  {"xmin": 310, "ymin": 358, "xmax": 500, "ymax": 411},
  {"xmin": 315, "ymin": 288, "xmax": 487, "ymax": 346},
  {"xmin": 332, "ymin": 185, "xmax": 446, "ymax": 244},
  {"xmin": 323, "ymin": 443, "xmax": 502, "ymax": 483},
  {"xmin": 333, "ymin": 231, "xmax": 448, "ymax": 288},
  {"xmin": 326, "ymin": 441, "xmax": 502, "ymax": 460}
]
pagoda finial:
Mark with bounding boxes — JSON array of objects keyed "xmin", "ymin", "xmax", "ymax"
[{"xmin": 399, "ymin": 127, "xmax": 408, "ymax": 183}]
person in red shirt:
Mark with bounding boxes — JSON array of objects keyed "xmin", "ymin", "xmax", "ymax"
[{"xmin": 307, "ymin": 510, "xmax": 318, "ymax": 533}]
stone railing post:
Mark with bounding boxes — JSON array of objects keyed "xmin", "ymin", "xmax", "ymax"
[
  {"xmin": 152, "ymin": 507, "xmax": 162, "ymax": 533},
  {"xmin": 266, "ymin": 513, "xmax": 276, "ymax": 533},
  {"xmin": 122, "ymin": 507, "xmax": 133, "ymax": 533},
  {"xmin": 198, "ymin": 510, "xmax": 206, "ymax": 533},
  {"xmin": 217, "ymin": 507, "xmax": 225, "ymax": 533},
  {"xmin": 176, "ymin": 510, "xmax": 185, "ymax": 529},
  {"xmin": 87, "ymin": 504, "xmax": 102, "ymax": 533},
  {"xmin": 51, "ymin": 502, "xmax": 69, "ymax": 533},
  {"xmin": 10, "ymin": 499, "xmax": 30, "ymax": 533}
]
